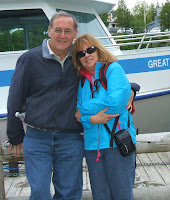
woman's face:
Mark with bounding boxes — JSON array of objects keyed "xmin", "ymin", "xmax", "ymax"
[{"xmin": 78, "ymin": 43, "xmax": 99, "ymax": 75}]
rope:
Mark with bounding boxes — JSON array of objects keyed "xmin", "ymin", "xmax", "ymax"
[
  {"xmin": 136, "ymin": 161, "xmax": 170, "ymax": 166},
  {"xmin": 3, "ymin": 167, "xmax": 20, "ymax": 170}
]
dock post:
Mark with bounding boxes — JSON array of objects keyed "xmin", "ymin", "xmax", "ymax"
[{"xmin": 0, "ymin": 153, "xmax": 5, "ymax": 200}]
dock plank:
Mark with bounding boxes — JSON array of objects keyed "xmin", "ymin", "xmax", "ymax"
[
  {"xmin": 5, "ymin": 177, "xmax": 15, "ymax": 196},
  {"xmin": 19, "ymin": 185, "xmax": 30, "ymax": 198},
  {"xmin": 166, "ymin": 152, "xmax": 170, "ymax": 158},
  {"xmin": 147, "ymin": 153, "xmax": 170, "ymax": 185},
  {"xmin": 14, "ymin": 177, "xmax": 30, "ymax": 197},
  {"xmin": 137, "ymin": 153, "xmax": 166, "ymax": 185},
  {"xmin": 83, "ymin": 158, "xmax": 91, "ymax": 191},
  {"xmin": 157, "ymin": 152, "xmax": 170, "ymax": 170},
  {"xmin": 6, "ymin": 176, "xmax": 23, "ymax": 197},
  {"xmin": 136, "ymin": 155, "xmax": 151, "ymax": 182},
  {"xmin": 13, "ymin": 176, "xmax": 27, "ymax": 197},
  {"xmin": 4, "ymin": 152, "xmax": 170, "ymax": 199}
]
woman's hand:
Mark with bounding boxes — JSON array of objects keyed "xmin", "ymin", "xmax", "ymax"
[
  {"xmin": 126, "ymin": 90, "xmax": 135, "ymax": 112},
  {"xmin": 75, "ymin": 109, "xmax": 82, "ymax": 122},
  {"xmin": 90, "ymin": 107, "xmax": 119, "ymax": 124}
]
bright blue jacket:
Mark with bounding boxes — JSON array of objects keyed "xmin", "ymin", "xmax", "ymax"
[{"xmin": 77, "ymin": 62, "xmax": 136, "ymax": 150}]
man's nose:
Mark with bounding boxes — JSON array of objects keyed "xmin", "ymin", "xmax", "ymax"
[{"xmin": 60, "ymin": 31, "xmax": 65, "ymax": 37}]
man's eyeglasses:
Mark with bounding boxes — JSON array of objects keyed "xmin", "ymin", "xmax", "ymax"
[
  {"xmin": 76, "ymin": 46, "xmax": 97, "ymax": 58},
  {"xmin": 53, "ymin": 28, "xmax": 73, "ymax": 35}
]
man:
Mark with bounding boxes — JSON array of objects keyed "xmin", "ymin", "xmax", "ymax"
[{"xmin": 7, "ymin": 11, "xmax": 139, "ymax": 200}]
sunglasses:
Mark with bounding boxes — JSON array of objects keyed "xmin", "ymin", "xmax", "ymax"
[{"xmin": 76, "ymin": 46, "xmax": 97, "ymax": 58}]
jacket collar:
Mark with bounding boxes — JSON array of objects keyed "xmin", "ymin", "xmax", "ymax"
[
  {"xmin": 42, "ymin": 39, "xmax": 72, "ymax": 60},
  {"xmin": 80, "ymin": 68, "xmax": 93, "ymax": 82},
  {"xmin": 80, "ymin": 62, "xmax": 103, "ymax": 82}
]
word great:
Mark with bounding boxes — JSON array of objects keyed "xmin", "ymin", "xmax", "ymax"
[{"xmin": 148, "ymin": 58, "xmax": 169, "ymax": 68}]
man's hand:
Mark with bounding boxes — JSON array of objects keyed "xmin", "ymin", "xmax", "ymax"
[
  {"xmin": 90, "ymin": 107, "xmax": 119, "ymax": 124},
  {"xmin": 127, "ymin": 90, "xmax": 135, "ymax": 112},
  {"xmin": 8, "ymin": 143, "xmax": 24, "ymax": 157}
]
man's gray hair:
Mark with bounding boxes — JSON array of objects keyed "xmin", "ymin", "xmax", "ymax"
[{"xmin": 50, "ymin": 11, "xmax": 78, "ymax": 30}]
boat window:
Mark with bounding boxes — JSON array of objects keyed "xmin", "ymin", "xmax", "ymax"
[
  {"xmin": 56, "ymin": 9, "xmax": 112, "ymax": 46},
  {"xmin": 0, "ymin": 9, "xmax": 49, "ymax": 52}
]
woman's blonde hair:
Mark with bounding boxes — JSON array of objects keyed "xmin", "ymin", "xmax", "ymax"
[{"xmin": 72, "ymin": 34, "xmax": 117, "ymax": 76}]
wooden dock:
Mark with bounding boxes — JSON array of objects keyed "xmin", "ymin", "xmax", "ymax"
[{"xmin": 3, "ymin": 152, "xmax": 170, "ymax": 200}]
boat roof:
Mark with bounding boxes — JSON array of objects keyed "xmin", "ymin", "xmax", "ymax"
[
  {"xmin": 0, "ymin": 0, "xmax": 115, "ymax": 14},
  {"xmin": 91, "ymin": 0, "xmax": 115, "ymax": 13}
]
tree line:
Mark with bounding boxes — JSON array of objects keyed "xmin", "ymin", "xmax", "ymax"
[{"xmin": 100, "ymin": 0, "xmax": 170, "ymax": 34}]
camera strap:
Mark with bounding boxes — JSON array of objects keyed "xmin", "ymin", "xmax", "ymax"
[{"xmin": 104, "ymin": 112, "xmax": 130, "ymax": 147}]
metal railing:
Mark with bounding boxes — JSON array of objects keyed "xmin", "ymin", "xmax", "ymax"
[{"xmin": 97, "ymin": 31, "xmax": 170, "ymax": 53}]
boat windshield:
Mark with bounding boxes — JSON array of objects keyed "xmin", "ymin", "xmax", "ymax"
[
  {"xmin": 56, "ymin": 9, "xmax": 112, "ymax": 46},
  {"xmin": 0, "ymin": 9, "xmax": 49, "ymax": 52},
  {"xmin": 0, "ymin": 8, "xmax": 112, "ymax": 52}
]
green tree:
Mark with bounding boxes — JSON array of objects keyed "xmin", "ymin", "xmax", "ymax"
[
  {"xmin": 146, "ymin": 3, "xmax": 157, "ymax": 24},
  {"xmin": 0, "ymin": 30, "xmax": 11, "ymax": 52},
  {"xmin": 131, "ymin": 2, "xmax": 147, "ymax": 33},
  {"xmin": 29, "ymin": 27, "xmax": 48, "ymax": 49},
  {"xmin": 158, "ymin": 0, "xmax": 170, "ymax": 30},
  {"xmin": 11, "ymin": 30, "xmax": 25, "ymax": 51},
  {"xmin": 131, "ymin": 16, "xmax": 145, "ymax": 34},
  {"xmin": 114, "ymin": 0, "xmax": 132, "ymax": 29},
  {"xmin": 99, "ymin": 13, "xmax": 109, "ymax": 27}
]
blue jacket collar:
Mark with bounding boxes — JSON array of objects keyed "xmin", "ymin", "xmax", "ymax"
[{"xmin": 95, "ymin": 62, "xmax": 103, "ymax": 79}]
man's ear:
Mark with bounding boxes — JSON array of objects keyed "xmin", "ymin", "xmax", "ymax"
[
  {"xmin": 48, "ymin": 26, "xmax": 51, "ymax": 38},
  {"xmin": 74, "ymin": 29, "xmax": 78, "ymax": 39}
]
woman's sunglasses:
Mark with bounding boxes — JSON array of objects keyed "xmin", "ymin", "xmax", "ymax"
[{"xmin": 76, "ymin": 46, "xmax": 97, "ymax": 58}]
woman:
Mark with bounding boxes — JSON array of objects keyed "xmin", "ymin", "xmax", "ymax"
[{"xmin": 72, "ymin": 34, "xmax": 136, "ymax": 200}]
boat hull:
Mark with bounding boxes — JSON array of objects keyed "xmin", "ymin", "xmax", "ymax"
[
  {"xmin": 0, "ymin": 118, "xmax": 8, "ymax": 144},
  {"xmin": 1, "ymin": 92, "xmax": 170, "ymax": 144},
  {"xmin": 0, "ymin": 0, "xmax": 170, "ymax": 144},
  {"xmin": 133, "ymin": 93, "xmax": 170, "ymax": 134}
]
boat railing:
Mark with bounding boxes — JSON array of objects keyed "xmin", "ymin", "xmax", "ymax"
[{"xmin": 97, "ymin": 31, "xmax": 170, "ymax": 53}]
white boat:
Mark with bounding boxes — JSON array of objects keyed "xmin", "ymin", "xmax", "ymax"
[{"xmin": 0, "ymin": 0, "xmax": 170, "ymax": 143}]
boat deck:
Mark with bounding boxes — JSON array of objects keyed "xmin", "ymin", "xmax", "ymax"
[{"xmin": 3, "ymin": 151, "xmax": 170, "ymax": 199}]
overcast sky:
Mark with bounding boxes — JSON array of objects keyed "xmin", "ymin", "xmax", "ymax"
[{"xmin": 114, "ymin": 0, "xmax": 168, "ymax": 10}]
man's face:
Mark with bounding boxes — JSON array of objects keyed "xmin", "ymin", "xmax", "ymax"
[{"xmin": 48, "ymin": 16, "xmax": 78, "ymax": 58}]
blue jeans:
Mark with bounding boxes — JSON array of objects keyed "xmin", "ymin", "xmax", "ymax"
[
  {"xmin": 85, "ymin": 148, "xmax": 136, "ymax": 200},
  {"xmin": 23, "ymin": 127, "xmax": 84, "ymax": 200}
]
